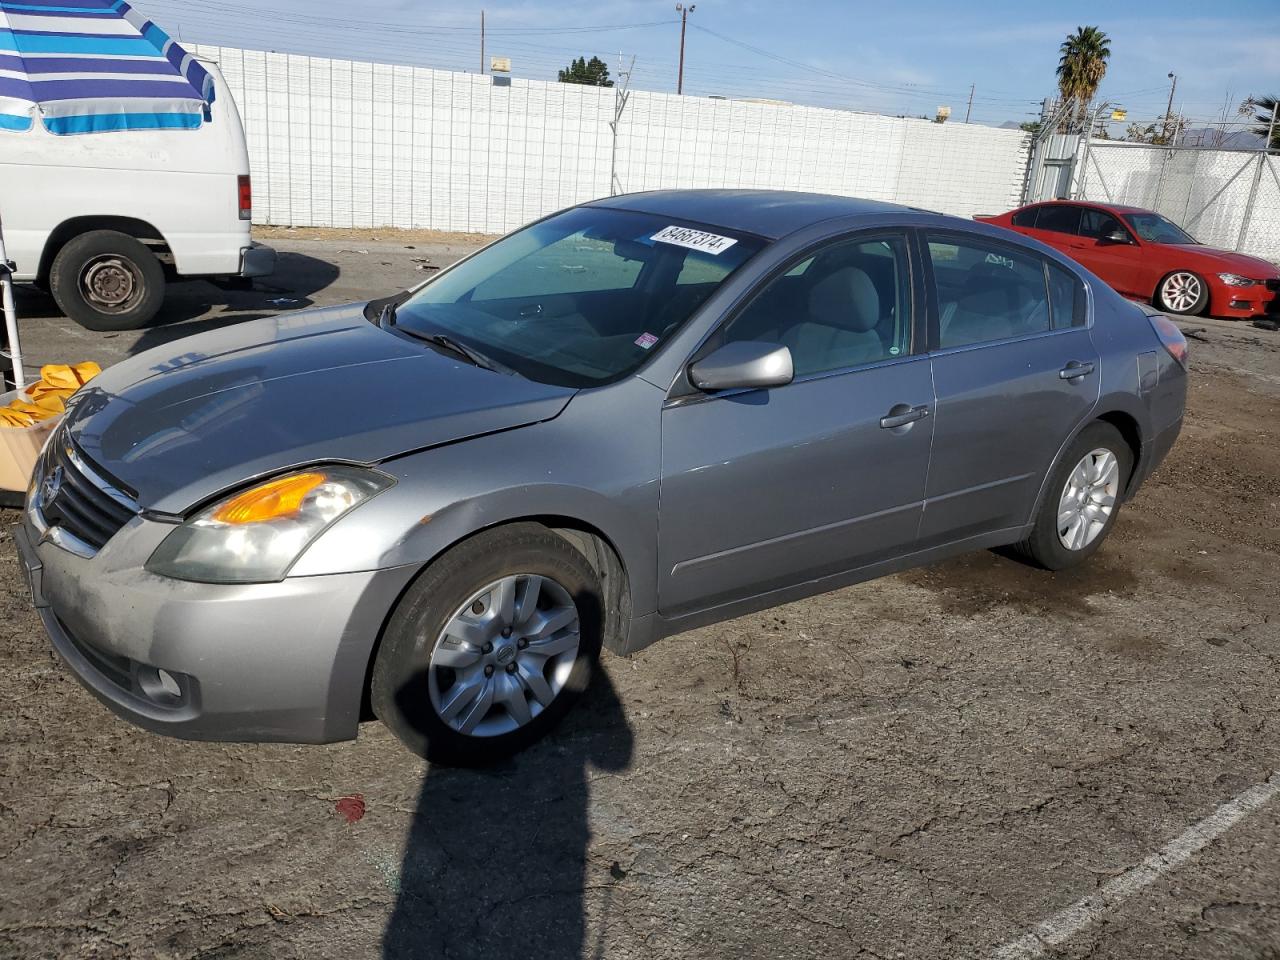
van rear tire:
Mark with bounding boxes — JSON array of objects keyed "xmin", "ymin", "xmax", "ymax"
[{"xmin": 50, "ymin": 230, "xmax": 165, "ymax": 331}]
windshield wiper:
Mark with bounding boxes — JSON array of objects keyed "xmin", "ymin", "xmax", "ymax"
[{"xmin": 401, "ymin": 329, "xmax": 510, "ymax": 374}]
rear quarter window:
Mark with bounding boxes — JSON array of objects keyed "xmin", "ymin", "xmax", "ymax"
[
  {"xmin": 1011, "ymin": 208, "xmax": 1038, "ymax": 228},
  {"xmin": 1047, "ymin": 262, "xmax": 1087, "ymax": 328}
]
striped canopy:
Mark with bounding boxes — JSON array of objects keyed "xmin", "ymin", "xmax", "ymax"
[{"xmin": 0, "ymin": 0, "xmax": 213, "ymax": 135}]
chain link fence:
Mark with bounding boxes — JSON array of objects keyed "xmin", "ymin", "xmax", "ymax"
[{"xmin": 1074, "ymin": 141, "xmax": 1280, "ymax": 263}]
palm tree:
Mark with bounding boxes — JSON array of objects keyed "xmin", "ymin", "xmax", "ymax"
[
  {"xmin": 1243, "ymin": 95, "xmax": 1278, "ymax": 149},
  {"xmin": 1057, "ymin": 26, "xmax": 1111, "ymax": 132}
]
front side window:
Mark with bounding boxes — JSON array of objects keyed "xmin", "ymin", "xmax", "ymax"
[
  {"xmin": 719, "ymin": 234, "xmax": 913, "ymax": 378},
  {"xmin": 1079, "ymin": 209, "xmax": 1129, "ymax": 241},
  {"xmin": 1123, "ymin": 212, "xmax": 1197, "ymax": 245},
  {"xmin": 1033, "ymin": 204, "xmax": 1082, "ymax": 235},
  {"xmin": 927, "ymin": 235, "xmax": 1052, "ymax": 348},
  {"xmin": 395, "ymin": 207, "xmax": 764, "ymax": 387}
]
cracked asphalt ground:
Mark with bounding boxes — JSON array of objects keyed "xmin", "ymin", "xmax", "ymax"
[{"xmin": 2, "ymin": 231, "xmax": 1279, "ymax": 959}]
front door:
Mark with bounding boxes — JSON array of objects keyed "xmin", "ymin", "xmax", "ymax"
[
  {"xmin": 1068, "ymin": 208, "xmax": 1146, "ymax": 297},
  {"xmin": 921, "ymin": 231, "xmax": 1100, "ymax": 545},
  {"xmin": 657, "ymin": 231, "xmax": 935, "ymax": 617}
]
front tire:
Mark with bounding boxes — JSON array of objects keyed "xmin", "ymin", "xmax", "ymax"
[
  {"xmin": 1155, "ymin": 270, "xmax": 1208, "ymax": 316},
  {"xmin": 371, "ymin": 524, "xmax": 603, "ymax": 765},
  {"xmin": 49, "ymin": 230, "xmax": 165, "ymax": 331},
  {"xmin": 1014, "ymin": 422, "xmax": 1133, "ymax": 571}
]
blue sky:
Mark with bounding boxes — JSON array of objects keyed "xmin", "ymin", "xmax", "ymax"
[{"xmin": 136, "ymin": 0, "xmax": 1280, "ymax": 129}]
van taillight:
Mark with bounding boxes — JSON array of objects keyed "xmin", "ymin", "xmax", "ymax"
[
  {"xmin": 1148, "ymin": 313, "xmax": 1188, "ymax": 369},
  {"xmin": 237, "ymin": 175, "xmax": 252, "ymax": 221}
]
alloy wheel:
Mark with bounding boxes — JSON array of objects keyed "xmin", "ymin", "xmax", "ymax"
[
  {"xmin": 427, "ymin": 574, "xmax": 581, "ymax": 737},
  {"xmin": 1057, "ymin": 447, "xmax": 1119, "ymax": 550},
  {"xmin": 1160, "ymin": 272, "xmax": 1202, "ymax": 313}
]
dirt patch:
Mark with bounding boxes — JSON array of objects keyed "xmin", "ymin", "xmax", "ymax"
[{"xmin": 254, "ymin": 225, "xmax": 500, "ymax": 245}]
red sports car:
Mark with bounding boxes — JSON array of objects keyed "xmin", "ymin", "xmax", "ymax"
[{"xmin": 977, "ymin": 200, "xmax": 1279, "ymax": 319}]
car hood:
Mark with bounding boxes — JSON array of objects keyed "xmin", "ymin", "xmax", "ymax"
[
  {"xmin": 63, "ymin": 303, "xmax": 577, "ymax": 514},
  {"xmin": 1168, "ymin": 245, "xmax": 1280, "ymax": 278}
]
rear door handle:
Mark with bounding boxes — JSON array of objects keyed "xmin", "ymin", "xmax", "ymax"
[
  {"xmin": 1059, "ymin": 360, "xmax": 1095, "ymax": 381},
  {"xmin": 880, "ymin": 403, "xmax": 931, "ymax": 430}
]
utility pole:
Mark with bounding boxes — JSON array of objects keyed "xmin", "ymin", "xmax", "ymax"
[
  {"xmin": 1162, "ymin": 71, "xmax": 1177, "ymax": 142},
  {"xmin": 964, "ymin": 84, "xmax": 974, "ymax": 123},
  {"xmin": 480, "ymin": 10, "xmax": 486, "ymax": 74},
  {"xmin": 675, "ymin": 3, "xmax": 694, "ymax": 95}
]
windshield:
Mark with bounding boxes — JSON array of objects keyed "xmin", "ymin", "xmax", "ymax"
[
  {"xmin": 393, "ymin": 207, "xmax": 765, "ymax": 387},
  {"xmin": 1123, "ymin": 212, "xmax": 1197, "ymax": 245}
]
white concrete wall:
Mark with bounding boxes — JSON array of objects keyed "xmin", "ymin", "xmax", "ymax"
[{"xmin": 194, "ymin": 44, "xmax": 1031, "ymax": 235}]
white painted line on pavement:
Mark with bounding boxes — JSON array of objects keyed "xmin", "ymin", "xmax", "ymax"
[{"xmin": 993, "ymin": 771, "xmax": 1280, "ymax": 959}]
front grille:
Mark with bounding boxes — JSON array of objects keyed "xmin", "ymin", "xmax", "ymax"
[{"xmin": 36, "ymin": 431, "xmax": 138, "ymax": 552}]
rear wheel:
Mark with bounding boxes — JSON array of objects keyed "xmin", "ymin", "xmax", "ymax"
[
  {"xmin": 371, "ymin": 523, "xmax": 603, "ymax": 764},
  {"xmin": 1013, "ymin": 422, "xmax": 1133, "ymax": 570},
  {"xmin": 1155, "ymin": 270, "xmax": 1208, "ymax": 316},
  {"xmin": 49, "ymin": 230, "xmax": 165, "ymax": 331}
]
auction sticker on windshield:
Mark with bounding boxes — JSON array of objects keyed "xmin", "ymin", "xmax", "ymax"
[{"xmin": 651, "ymin": 225, "xmax": 738, "ymax": 255}]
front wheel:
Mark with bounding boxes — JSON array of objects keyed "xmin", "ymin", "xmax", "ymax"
[
  {"xmin": 49, "ymin": 229, "xmax": 165, "ymax": 331},
  {"xmin": 1155, "ymin": 270, "xmax": 1209, "ymax": 316},
  {"xmin": 1013, "ymin": 422, "xmax": 1133, "ymax": 571},
  {"xmin": 371, "ymin": 524, "xmax": 603, "ymax": 764}
]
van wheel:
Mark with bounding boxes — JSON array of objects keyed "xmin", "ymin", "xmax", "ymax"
[
  {"xmin": 49, "ymin": 230, "xmax": 165, "ymax": 331},
  {"xmin": 371, "ymin": 523, "xmax": 604, "ymax": 765}
]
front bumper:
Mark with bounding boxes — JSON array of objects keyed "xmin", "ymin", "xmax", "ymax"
[
  {"xmin": 1211, "ymin": 281, "xmax": 1277, "ymax": 319},
  {"xmin": 239, "ymin": 241, "xmax": 277, "ymax": 278},
  {"xmin": 13, "ymin": 513, "xmax": 417, "ymax": 744}
]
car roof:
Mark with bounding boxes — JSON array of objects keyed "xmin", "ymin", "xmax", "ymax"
[
  {"xmin": 587, "ymin": 189, "xmax": 920, "ymax": 240},
  {"xmin": 1030, "ymin": 199, "xmax": 1152, "ymax": 216}
]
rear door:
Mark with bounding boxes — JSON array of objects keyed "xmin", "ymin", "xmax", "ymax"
[
  {"xmin": 657, "ymin": 230, "xmax": 934, "ymax": 616},
  {"xmin": 920, "ymin": 230, "xmax": 1099, "ymax": 545},
  {"xmin": 1024, "ymin": 203, "xmax": 1083, "ymax": 256}
]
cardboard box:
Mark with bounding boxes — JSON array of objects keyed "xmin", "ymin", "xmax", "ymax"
[{"xmin": 0, "ymin": 388, "xmax": 60, "ymax": 493}]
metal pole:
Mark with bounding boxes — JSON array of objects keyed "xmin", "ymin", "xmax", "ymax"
[
  {"xmin": 480, "ymin": 10, "xmax": 485, "ymax": 74},
  {"xmin": 609, "ymin": 55, "xmax": 635, "ymax": 196},
  {"xmin": 964, "ymin": 84, "xmax": 974, "ymax": 123},
  {"xmin": 0, "ymin": 216, "xmax": 25, "ymax": 390},
  {"xmin": 675, "ymin": 4, "xmax": 694, "ymax": 95}
]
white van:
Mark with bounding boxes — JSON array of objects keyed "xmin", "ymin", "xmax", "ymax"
[{"xmin": 0, "ymin": 59, "xmax": 275, "ymax": 331}]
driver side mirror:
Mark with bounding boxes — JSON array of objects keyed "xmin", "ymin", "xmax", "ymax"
[
  {"xmin": 689, "ymin": 341, "xmax": 794, "ymax": 392},
  {"xmin": 1104, "ymin": 228, "xmax": 1133, "ymax": 244}
]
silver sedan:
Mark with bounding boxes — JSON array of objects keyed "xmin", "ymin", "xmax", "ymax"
[{"xmin": 14, "ymin": 190, "xmax": 1187, "ymax": 763}]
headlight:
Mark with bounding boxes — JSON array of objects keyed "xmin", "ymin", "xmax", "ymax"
[
  {"xmin": 146, "ymin": 466, "xmax": 393, "ymax": 583},
  {"xmin": 1217, "ymin": 273, "xmax": 1254, "ymax": 287}
]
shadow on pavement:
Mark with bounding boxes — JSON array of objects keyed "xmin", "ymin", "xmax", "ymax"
[
  {"xmin": 9, "ymin": 251, "xmax": 341, "ymax": 354},
  {"xmin": 126, "ymin": 251, "xmax": 341, "ymax": 354},
  {"xmin": 383, "ymin": 669, "xmax": 634, "ymax": 960}
]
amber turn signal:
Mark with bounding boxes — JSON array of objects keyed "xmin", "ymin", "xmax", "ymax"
[{"xmin": 210, "ymin": 472, "xmax": 328, "ymax": 524}]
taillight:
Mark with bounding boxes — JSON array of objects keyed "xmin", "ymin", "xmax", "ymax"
[
  {"xmin": 237, "ymin": 175, "xmax": 251, "ymax": 221},
  {"xmin": 1148, "ymin": 312, "xmax": 1188, "ymax": 368}
]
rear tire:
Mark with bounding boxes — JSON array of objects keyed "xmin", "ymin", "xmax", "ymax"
[
  {"xmin": 370, "ymin": 523, "xmax": 604, "ymax": 765},
  {"xmin": 49, "ymin": 230, "xmax": 165, "ymax": 331},
  {"xmin": 1154, "ymin": 270, "xmax": 1208, "ymax": 316},
  {"xmin": 1013, "ymin": 422, "xmax": 1133, "ymax": 571}
]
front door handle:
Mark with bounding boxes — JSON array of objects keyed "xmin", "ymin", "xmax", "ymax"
[
  {"xmin": 1059, "ymin": 360, "xmax": 1096, "ymax": 381},
  {"xmin": 880, "ymin": 403, "xmax": 931, "ymax": 430}
]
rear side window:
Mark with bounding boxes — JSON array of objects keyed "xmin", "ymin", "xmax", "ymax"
[
  {"xmin": 1047, "ymin": 262, "xmax": 1087, "ymax": 328},
  {"xmin": 1034, "ymin": 204, "xmax": 1082, "ymax": 235},
  {"xmin": 1011, "ymin": 207, "xmax": 1038, "ymax": 227},
  {"xmin": 927, "ymin": 236, "xmax": 1051, "ymax": 348}
]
